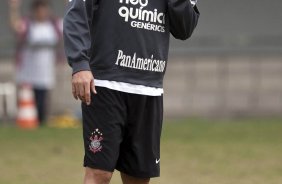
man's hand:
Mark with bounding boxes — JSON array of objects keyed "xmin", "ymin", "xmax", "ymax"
[{"xmin": 72, "ymin": 71, "xmax": 97, "ymax": 105}]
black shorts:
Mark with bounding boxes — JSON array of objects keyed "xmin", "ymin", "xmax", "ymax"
[{"xmin": 82, "ymin": 86, "xmax": 163, "ymax": 178}]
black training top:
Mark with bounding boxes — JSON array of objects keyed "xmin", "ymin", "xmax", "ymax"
[{"xmin": 64, "ymin": 0, "xmax": 200, "ymax": 88}]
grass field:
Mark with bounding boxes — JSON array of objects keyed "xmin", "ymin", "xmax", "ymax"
[{"xmin": 1, "ymin": 118, "xmax": 282, "ymax": 184}]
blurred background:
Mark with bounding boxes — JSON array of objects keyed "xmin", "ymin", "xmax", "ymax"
[{"xmin": 0, "ymin": 0, "xmax": 282, "ymax": 184}]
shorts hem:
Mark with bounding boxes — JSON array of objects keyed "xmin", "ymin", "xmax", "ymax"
[
  {"xmin": 116, "ymin": 167, "xmax": 160, "ymax": 179},
  {"xmin": 83, "ymin": 163, "xmax": 115, "ymax": 173}
]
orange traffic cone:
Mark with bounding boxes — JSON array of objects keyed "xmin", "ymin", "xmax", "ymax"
[{"xmin": 17, "ymin": 85, "xmax": 38, "ymax": 129}]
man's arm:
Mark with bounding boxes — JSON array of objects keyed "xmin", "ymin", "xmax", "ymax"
[
  {"xmin": 64, "ymin": 0, "xmax": 93, "ymax": 74},
  {"xmin": 63, "ymin": 0, "xmax": 96, "ymax": 105},
  {"xmin": 168, "ymin": 0, "xmax": 200, "ymax": 40}
]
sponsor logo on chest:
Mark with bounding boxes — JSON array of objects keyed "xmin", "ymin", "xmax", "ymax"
[{"xmin": 118, "ymin": 0, "xmax": 166, "ymax": 33}]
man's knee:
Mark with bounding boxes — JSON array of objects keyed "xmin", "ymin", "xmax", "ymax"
[
  {"xmin": 121, "ymin": 172, "xmax": 150, "ymax": 184},
  {"xmin": 85, "ymin": 167, "xmax": 112, "ymax": 184}
]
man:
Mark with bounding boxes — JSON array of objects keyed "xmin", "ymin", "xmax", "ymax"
[{"xmin": 63, "ymin": 0, "xmax": 199, "ymax": 183}]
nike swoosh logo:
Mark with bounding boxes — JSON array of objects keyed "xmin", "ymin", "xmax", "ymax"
[{"xmin": 156, "ymin": 159, "xmax": 160, "ymax": 164}]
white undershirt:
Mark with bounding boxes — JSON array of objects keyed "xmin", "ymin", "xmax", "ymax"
[{"xmin": 94, "ymin": 79, "xmax": 164, "ymax": 96}]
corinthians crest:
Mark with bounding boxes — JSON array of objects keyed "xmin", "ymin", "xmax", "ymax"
[{"xmin": 89, "ymin": 129, "xmax": 103, "ymax": 154}]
